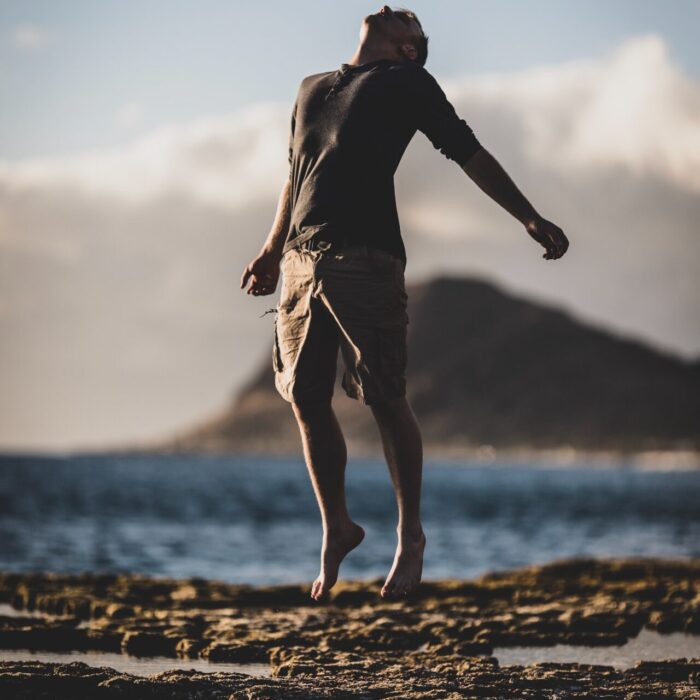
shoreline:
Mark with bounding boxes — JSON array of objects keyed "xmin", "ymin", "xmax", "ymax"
[
  {"xmin": 2, "ymin": 444, "xmax": 699, "ymax": 470},
  {"xmin": 1, "ymin": 557, "xmax": 699, "ymax": 697}
]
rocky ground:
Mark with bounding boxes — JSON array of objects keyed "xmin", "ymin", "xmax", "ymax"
[{"xmin": 1, "ymin": 557, "xmax": 699, "ymax": 698}]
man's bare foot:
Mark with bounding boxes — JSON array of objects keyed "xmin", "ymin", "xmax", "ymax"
[
  {"xmin": 381, "ymin": 527, "xmax": 426, "ymax": 599},
  {"xmin": 310, "ymin": 521, "xmax": 365, "ymax": 601}
]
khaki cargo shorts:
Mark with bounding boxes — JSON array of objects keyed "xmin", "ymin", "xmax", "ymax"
[{"xmin": 272, "ymin": 242, "xmax": 409, "ymax": 405}]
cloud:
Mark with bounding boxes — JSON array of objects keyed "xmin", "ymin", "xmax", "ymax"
[
  {"xmin": 0, "ymin": 34, "xmax": 698, "ymax": 450},
  {"xmin": 11, "ymin": 24, "xmax": 51, "ymax": 51},
  {"xmin": 446, "ymin": 35, "xmax": 700, "ymax": 195},
  {"xmin": 0, "ymin": 102, "xmax": 288, "ymax": 209}
]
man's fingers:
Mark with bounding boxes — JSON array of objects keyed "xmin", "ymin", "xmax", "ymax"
[
  {"xmin": 552, "ymin": 236, "xmax": 567, "ymax": 259},
  {"xmin": 246, "ymin": 276, "xmax": 275, "ymax": 295},
  {"xmin": 242, "ymin": 269, "xmax": 273, "ymax": 291},
  {"xmin": 244, "ymin": 271, "xmax": 259, "ymax": 293},
  {"xmin": 543, "ymin": 232, "xmax": 555, "ymax": 259},
  {"xmin": 240, "ymin": 266, "xmax": 252, "ymax": 290},
  {"xmin": 545, "ymin": 227, "xmax": 568, "ymax": 260},
  {"xmin": 241, "ymin": 253, "xmax": 281, "ymax": 293}
]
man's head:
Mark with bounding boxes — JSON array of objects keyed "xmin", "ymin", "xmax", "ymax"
[{"xmin": 361, "ymin": 5, "xmax": 429, "ymax": 66}]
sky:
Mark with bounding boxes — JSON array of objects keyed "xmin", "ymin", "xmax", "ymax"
[{"xmin": 1, "ymin": 1, "xmax": 699, "ymax": 451}]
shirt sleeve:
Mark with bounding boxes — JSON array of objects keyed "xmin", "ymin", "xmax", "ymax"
[{"xmin": 412, "ymin": 68, "xmax": 482, "ymax": 168}]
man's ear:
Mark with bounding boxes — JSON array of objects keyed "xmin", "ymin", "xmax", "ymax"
[{"xmin": 400, "ymin": 43, "xmax": 417, "ymax": 61}]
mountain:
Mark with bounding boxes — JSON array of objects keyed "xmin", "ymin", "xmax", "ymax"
[{"xmin": 156, "ymin": 275, "xmax": 700, "ymax": 459}]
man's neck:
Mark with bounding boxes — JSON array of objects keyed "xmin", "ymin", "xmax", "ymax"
[{"xmin": 346, "ymin": 41, "xmax": 402, "ymax": 67}]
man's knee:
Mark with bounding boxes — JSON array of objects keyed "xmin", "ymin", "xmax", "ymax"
[
  {"xmin": 291, "ymin": 395, "xmax": 333, "ymax": 421},
  {"xmin": 369, "ymin": 394, "xmax": 408, "ymax": 419}
]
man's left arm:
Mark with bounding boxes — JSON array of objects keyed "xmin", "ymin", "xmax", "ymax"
[{"xmin": 461, "ymin": 147, "xmax": 569, "ymax": 260}]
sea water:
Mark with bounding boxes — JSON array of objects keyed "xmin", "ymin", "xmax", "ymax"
[{"xmin": 0, "ymin": 452, "xmax": 698, "ymax": 584}]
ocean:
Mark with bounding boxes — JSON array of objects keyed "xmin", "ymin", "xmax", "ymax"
[{"xmin": 1, "ymin": 452, "xmax": 698, "ymax": 585}]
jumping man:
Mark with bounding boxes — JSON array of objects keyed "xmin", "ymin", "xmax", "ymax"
[{"xmin": 240, "ymin": 6, "xmax": 569, "ymax": 601}]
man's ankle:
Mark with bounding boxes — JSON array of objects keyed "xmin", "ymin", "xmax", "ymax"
[
  {"xmin": 397, "ymin": 523, "xmax": 424, "ymax": 541},
  {"xmin": 324, "ymin": 516, "xmax": 355, "ymax": 535}
]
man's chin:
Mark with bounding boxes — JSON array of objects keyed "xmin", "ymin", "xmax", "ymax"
[{"xmin": 362, "ymin": 14, "xmax": 385, "ymax": 35}]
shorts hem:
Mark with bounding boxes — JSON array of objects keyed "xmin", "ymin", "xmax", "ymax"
[
  {"xmin": 342, "ymin": 386, "xmax": 407, "ymax": 406},
  {"xmin": 274, "ymin": 381, "xmax": 335, "ymax": 406}
]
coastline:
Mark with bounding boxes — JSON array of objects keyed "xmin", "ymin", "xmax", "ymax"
[
  {"xmin": 5, "ymin": 443, "xmax": 697, "ymax": 471},
  {"xmin": 144, "ymin": 443, "xmax": 700, "ymax": 470}
]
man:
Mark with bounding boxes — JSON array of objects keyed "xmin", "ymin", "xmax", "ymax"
[{"xmin": 240, "ymin": 6, "xmax": 569, "ymax": 601}]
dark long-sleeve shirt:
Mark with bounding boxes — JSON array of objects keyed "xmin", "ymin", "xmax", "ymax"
[{"xmin": 283, "ymin": 58, "xmax": 482, "ymax": 266}]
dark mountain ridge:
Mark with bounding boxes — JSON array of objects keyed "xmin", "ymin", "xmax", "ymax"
[{"xmin": 158, "ymin": 275, "xmax": 700, "ymax": 458}]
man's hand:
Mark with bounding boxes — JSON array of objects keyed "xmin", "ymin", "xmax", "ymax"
[
  {"xmin": 240, "ymin": 249, "xmax": 282, "ymax": 296},
  {"xmin": 525, "ymin": 216, "xmax": 569, "ymax": 260}
]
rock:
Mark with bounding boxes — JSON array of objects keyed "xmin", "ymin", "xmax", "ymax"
[
  {"xmin": 0, "ymin": 557, "xmax": 699, "ymax": 698},
  {"xmin": 106, "ymin": 603, "xmax": 136, "ymax": 619},
  {"xmin": 0, "ymin": 624, "xmax": 89, "ymax": 652},
  {"xmin": 202, "ymin": 641, "xmax": 270, "ymax": 663},
  {"xmin": 121, "ymin": 631, "xmax": 179, "ymax": 657},
  {"xmin": 175, "ymin": 637, "xmax": 208, "ymax": 658}
]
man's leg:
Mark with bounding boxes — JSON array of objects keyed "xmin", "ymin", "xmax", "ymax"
[
  {"xmin": 370, "ymin": 395, "xmax": 426, "ymax": 598},
  {"xmin": 291, "ymin": 398, "xmax": 365, "ymax": 601},
  {"xmin": 309, "ymin": 244, "xmax": 422, "ymax": 597},
  {"xmin": 274, "ymin": 248, "xmax": 364, "ymax": 600}
]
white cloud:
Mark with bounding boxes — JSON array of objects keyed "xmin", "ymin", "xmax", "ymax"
[
  {"xmin": 0, "ymin": 102, "xmax": 288, "ymax": 209},
  {"xmin": 11, "ymin": 24, "xmax": 51, "ymax": 51},
  {"xmin": 443, "ymin": 35, "xmax": 700, "ymax": 194},
  {"xmin": 0, "ymin": 34, "xmax": 698, "ymax": 450}
]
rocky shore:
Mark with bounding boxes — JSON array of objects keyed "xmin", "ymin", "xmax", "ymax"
[{"xmin": 1, "ymin": 558, "xmax": 699, "ymax": 698}]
